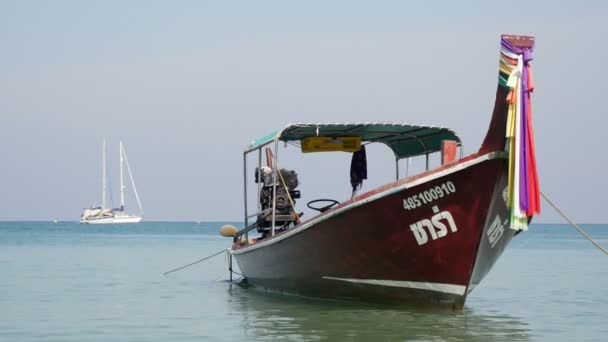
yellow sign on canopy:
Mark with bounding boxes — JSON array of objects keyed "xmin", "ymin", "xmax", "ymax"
[{"xmin": 301, "ymin": 136, "xmax": 361, "ymax": 153}]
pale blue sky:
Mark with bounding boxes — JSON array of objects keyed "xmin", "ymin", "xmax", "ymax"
[{"xmin": 1, "ymin": 1, "xmax": 606, "ymax": 222}]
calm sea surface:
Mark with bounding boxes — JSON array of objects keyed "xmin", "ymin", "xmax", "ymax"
[{"xmin": 1, "ymin": 222, "xmax": 607, "ymax": 341}]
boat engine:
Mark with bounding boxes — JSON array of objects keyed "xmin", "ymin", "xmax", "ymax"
[{"xmin": 255, "ymin": 166, "xmax": 301, "ymax": 235}]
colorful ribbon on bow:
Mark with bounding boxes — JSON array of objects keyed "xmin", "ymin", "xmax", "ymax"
[{"xmin": 499, "ymin": 37, "xmax": 541, "ymax": 230}]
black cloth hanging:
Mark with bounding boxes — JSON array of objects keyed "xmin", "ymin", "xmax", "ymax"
[{"xmin": 350, "ymin": 145, "xmax": 367, "ymax": 197}]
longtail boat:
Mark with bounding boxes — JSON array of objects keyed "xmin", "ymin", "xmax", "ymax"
[{"xmin": 223, "ymin": 34, "xmax": 540, "ymax": 308}]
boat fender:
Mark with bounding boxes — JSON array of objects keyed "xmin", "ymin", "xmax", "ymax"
[{"xmin": 219, "ymin": 224, "xmax": 238, "ymax": 237}]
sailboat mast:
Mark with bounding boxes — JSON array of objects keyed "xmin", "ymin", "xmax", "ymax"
[
  {"xmin": 102, "ymin": 139, "xmax": 107, "ymax": 208},
  {"xmin": 122, "ymin": 144, "xmax": 143, "ymax": 215},
  {"xmin": 120, "ymin": 141, "xmax": 125, "ymax": 211}
]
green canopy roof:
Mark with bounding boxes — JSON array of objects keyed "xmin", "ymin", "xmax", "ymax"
[{"xmin": 245, "ymin": 123, "xmax": 461, "ymax": 159}]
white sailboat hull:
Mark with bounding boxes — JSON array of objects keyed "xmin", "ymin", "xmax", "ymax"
[{"xmin": 80, "ymin": 213, "xmax": 143, "ymax": 224}]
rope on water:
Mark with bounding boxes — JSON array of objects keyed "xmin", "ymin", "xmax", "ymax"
[
  {"xmin": 225, "ymin": 249, "xmax": 242, "ymax": 278},
  {"xmin": 541, "ymin": 192, "xmax": 608, "ymax": 256},
  {"xmin": 163, "ymin": 248, "xmax": 229, "ymax": 275}
]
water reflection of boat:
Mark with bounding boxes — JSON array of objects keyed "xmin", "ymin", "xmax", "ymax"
[
  {"xmin": 224, "ymin": 34, "xmax": 540, "ymax": 308},
  {"xmin": 227, "ymin": 284, "xmax": 531, "ymax": 342}
]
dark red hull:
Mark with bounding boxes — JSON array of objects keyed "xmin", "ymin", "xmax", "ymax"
[{"xmin": 232, "ymin": 151, "xmax": 519, "ymax": 308}]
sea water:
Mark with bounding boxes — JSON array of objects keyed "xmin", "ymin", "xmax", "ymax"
[{"xmin": 0, "ymin": 222, "xmax": 607, "ymax": 341}]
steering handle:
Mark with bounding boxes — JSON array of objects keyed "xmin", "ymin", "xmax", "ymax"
[{"xmin": 307, "ymin": 199, "xmax": 340, "ymax": 213}]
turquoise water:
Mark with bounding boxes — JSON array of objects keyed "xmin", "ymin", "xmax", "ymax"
[{"xmin": 1, "ymin": 222, "xmax": 607, "ymax": 341}]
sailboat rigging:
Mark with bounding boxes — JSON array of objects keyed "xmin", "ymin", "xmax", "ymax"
[{"xmin": 80, "ymin": 140, "xmax": 143, "ymax": 224}]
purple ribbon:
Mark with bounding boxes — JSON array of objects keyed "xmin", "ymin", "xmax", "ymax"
[{"xmin": 501, "ymin": 37, "xmax": 534, "ymax": 212}]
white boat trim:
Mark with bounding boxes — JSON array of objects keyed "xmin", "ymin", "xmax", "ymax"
[
  {"xmin": 81, "ymin": 214, "xmax": 142, "ymax": 224},
  {"xmin": 231, "ymin": 151, "xmax": 507, "ymax": 255},
  {"xmin": 322, "ymin": 276, "xmax": 466, "ymax": 296}
]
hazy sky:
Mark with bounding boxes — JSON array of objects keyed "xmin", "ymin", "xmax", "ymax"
[{"xmin": 1, "ymin": 1, "xmax": 607, "ymax": 222}]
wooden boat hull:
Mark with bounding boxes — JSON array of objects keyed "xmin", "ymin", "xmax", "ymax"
[{"xmin": 231, "ymin": 152, "xmax": 519, "ymax": 308}]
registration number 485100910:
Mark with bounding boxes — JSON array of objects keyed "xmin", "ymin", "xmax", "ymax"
[{"xmin": 402, "ymin": 181, "xmax": 456, "ymax": 211}]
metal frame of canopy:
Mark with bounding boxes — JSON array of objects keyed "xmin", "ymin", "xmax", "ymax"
[{"xmin": 241, "ymin": 122, "xmax": 463, "ymax": 241}]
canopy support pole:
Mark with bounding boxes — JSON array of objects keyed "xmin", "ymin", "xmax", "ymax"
[
  {"xmin": 243, "ymin": 152, "xmax": 248, "ymax": 241},
  {"xmin": 257, "ymin": 148, "xmax": 262, "ymax": 213},
  {"xmin": 271, "ymin": 140, "xmax": 279, "ymax": 237},
  {"xmin": 395, "ymin": 158, "xmax": 399, "ymax": 180}
]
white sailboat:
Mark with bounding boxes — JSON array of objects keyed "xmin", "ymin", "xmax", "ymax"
[{"xmin": 80, "ymin": 140, "xmax": 143, "ymax": 224}]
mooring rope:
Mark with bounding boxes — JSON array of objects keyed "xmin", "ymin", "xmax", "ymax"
[
  {"xmin": 163, "ymin": 248, "xmax": 229, "ymax": 275},
  {"xmin": 541, "ymin": 192, "xmax": 608, "ymax": 256}
]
